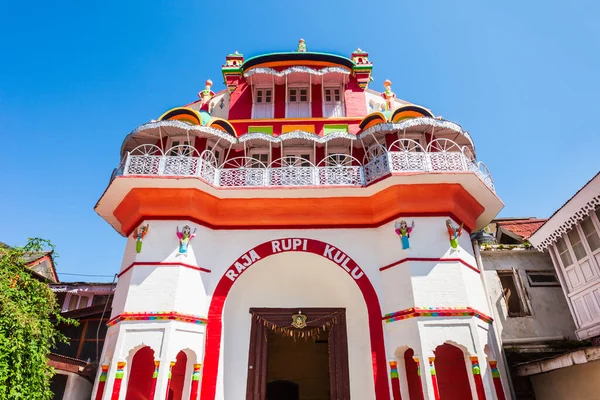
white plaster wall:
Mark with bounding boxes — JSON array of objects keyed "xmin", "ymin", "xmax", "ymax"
[
  {"xmin": 60, "ymin": 372, "xmax": 93, "ymax": 400},
  {"xmin": 482, "ymin": 250, "xmax": 577, "ymax": 340},
  {"xmin": 99, "ymin": 216, "xmax": 496, "ymax": 399},
  {"xmin": 219, "ymin": 252, "xmax": 375, "ymax": 400}
]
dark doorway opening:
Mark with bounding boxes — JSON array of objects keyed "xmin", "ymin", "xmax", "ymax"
[
  {"xmin": 246, "ymin": 308, "xmax": 350, "ymax": 400},
  {"xmin": 266, "ymin": 329, "xmax": 330, "ymax": 400}
]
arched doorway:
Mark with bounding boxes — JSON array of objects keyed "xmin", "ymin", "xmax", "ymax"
[
  {"xmin": 201, "ymin": 239, "xmax": 388, "ymax": 400},
  {"xmin": 125, "ymin": 346, "xmax": 155, "ymax": 400},
  {"xmin": 168, "ymin": 351, "xmax": 188, "ymax": 400},
  {"xmin": 434, "ymin": 344, "xmax": 473, "ymax": 400}
]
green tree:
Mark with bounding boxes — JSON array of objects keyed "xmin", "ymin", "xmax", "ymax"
[{"xmin": 0, "ymin": 238, "xmax": 74, "ymax": 399}]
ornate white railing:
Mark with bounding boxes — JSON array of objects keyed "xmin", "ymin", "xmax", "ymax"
[{"xmin": 115, "ymin": 142, "xmax": 495, "ymax": 192}]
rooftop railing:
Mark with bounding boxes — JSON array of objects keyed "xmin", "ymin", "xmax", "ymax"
[{"xmin": 113, "ymin": 139, "xmax": 495, "ymax": 192}]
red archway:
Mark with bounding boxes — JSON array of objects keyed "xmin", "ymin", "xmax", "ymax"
[
  {"xmin": 200, "ymin": 238, "xmax": 390, "ymax": 400},
  {"xmin": 125, "ymin": 346, "xmax": 155, "ymax": 400},
  {"xmin": 435, "ymin": 344, "xmax": 473, "ymax": 400}
]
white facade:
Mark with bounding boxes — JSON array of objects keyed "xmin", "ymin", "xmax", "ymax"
[
  {"xmin": 92, "ymin": 217, "xmax": 511, "ymax": 400},
  {"xmin": 530, "ymin": 173, "xmax": 600, "ymax": 340}
]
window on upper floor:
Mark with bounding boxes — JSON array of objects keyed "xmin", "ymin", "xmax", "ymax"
[
  {"xmin": 526, "ymin": 271, "xmax": 560, "ymax": 287},
  {"xmin": 250, "ymin": 149, "xmax": 270, "ymax": 167},
  {"xmin": 498, "ymin": 270, "xmax": 531, "ymax": 317},
  {"xmin": 581, "ymin": 216, "xmax": 600, "ymax": 252},
  {"xmin": 207, "ymin": 139, "xmax": 224, "ymax": 166},
  {"xmin": 556, "ymin": 236, "xmax": 573, "ymax": 267},
  {"xmin": 167, "ymin": 138, "xmax": 192, "ymax": 156},
  {"xmin": 253, "ymin": 87, "xmax": 274, "ymax": 119},
  {"xmin": 287, "ymin": 86, "xmax": 310, "ymax": 118},
  {"xmin": 323, "ymin": 86, "xmax": 345, "ymax": 117},
  {"xmin": 567, "ymin": 228, "xmax": 587, "ymax": 261},
  {"xmin": 283, "ymin": 149, "xmax": 312, "ymax": 167}
]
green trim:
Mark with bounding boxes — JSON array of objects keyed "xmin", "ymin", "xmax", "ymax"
[
  {"xmin": 323, "ymin": 124, "xmax": 349, "ymax": 135},
  {"xmin": 248, "ymin": 126, "xmax": 274, "ymax": 135}
]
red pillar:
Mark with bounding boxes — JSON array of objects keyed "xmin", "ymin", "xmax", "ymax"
[
  {"xmin": 148, "ymin": 361, "xmax": 160, "ymax": 399},
  {"xmin": 165, "ymin": 361, "xmax": 176, "ymax": 399},
  {"xmin": 412, "ymin": 356, "xmax": 425, "ymax": 400},
  {"xmin": 95, "ymin": 365, "xmax": 109, "ymax": 400},
  {"xmin": 429, "ymin": 357, "xmax": 440, "ymax": 400},
  {"xmin": 489, "ymin": 361, "xmax": 507, "ymax": 400},
  {"xmin": 189, "ymin": 364, "xmax": 202, "ymax": 400},
  {"xmin": 389, "ymin": 361, "xmax": 402, "ymax": 400},
  {"xmin": 469, "ymin": 357, "xmax": 487, "ymax": 399},
  {"xmin": 110, "ymin": 361, "xmax": 126, "ymax": 400}
]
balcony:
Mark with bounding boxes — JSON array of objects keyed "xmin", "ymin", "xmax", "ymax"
[{"xmin": 112, "ymin": 139, "xmax": 495, "ymax": 192}]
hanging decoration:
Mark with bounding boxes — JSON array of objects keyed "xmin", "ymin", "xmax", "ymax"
[
  {"xmin": 446, "ymin": 219, "xmax": 464, "ymax": 249},
  {"xmin": 251, "ymin": 309, "xmax": 343, "ymax": 340},
  {"xmin": 291, "ymin": 311, "xmax": 307, "ymax": 329},
  {"xmin": 394, "ymin": 220, "xmax": 415, "ymax": 249},
  {"xmin": 176, "ymin": 225, "xmax": 197, "ymax": 255},
  {"xmin": 134, "ymin": 224, "xmax": 149, "ymax": 253}
]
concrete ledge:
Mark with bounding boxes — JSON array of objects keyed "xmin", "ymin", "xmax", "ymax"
[{"xmin": 516, "ymin": 347, "xmax": 600, "ymax": 376}]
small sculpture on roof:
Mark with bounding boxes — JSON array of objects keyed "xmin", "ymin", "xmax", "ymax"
[
  {"xmin": 198, "ymin": 79, "xmax": 215, "ymax": 112},
  {"xmin": 446, "ymin": 219, "xmax": 464, "ymax": 249},
  {"xmin": 382, "ymin": 80, "xmax": 396, "ymax": 112},
  {"xmin": 395, "ymin": 220, "xmax": 415, "ymax": 250},
  {"xmin": 297, "ymin": 38, "xmax": 307, "ymax": 52}
]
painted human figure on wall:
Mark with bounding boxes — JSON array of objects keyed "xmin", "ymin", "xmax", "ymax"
[
  {"xmin": 176, "ymin": 225, "xmax": 197, "ymax": 255},
  {"xmin": 382, "ymin": 80, "xmax": 396, "ymax": 111},
  {"xmin": 446, "ymin": 219, "xmax": 464, "ymax": 249},
  {"xmin": 394, "ymin": 220, "xmax": 415, "ymax": 249},
  {"xmin": 134, "ymin": 224, "xmax": 149, "ymax": 254}
]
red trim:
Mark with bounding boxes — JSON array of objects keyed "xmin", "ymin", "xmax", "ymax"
[
  {"xmin": 379, "ymin": 257, "xmax": 479, "ymax": 273},
  {"xmin": 489, "ymin": 361, "xmax": 507, "ymax": 400},
  {"xmin": 123, "ymin": 213, "xmax": 472, "ymax": 239},
  {"xmin": 429, "ymin": 358, "xmax": 440, "ymax": 400},
  {"xmin": 200, "ymin": 238, "xmax": 390, "ymax": 400},
  {"xmin": 118, "ymin": 261, "xmax": 211, "ymax": 277}
]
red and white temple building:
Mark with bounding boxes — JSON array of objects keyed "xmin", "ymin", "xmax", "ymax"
[{"xmin": 92, "ymin": 40, "xmax": 509, "ymax": 400}]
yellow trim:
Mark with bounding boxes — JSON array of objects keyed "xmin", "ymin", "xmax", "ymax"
[{"xmin": 158, "ymin": 107, "xmax": 203, "ymax": 123}]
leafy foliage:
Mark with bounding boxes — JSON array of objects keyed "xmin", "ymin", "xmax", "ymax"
[{"xmin": 0, "ymin": 238, "xmax": 75, "ymax": 399}]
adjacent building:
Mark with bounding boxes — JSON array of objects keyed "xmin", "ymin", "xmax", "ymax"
[
  {"xmin": 479, "ymin": 218, "xmax": 578, "ymax": 399},
  {"xmin": 522, "ymin": 172, "xmax": 600, "ymax": 400},
  {"xmin": 92, "ymin": 40, "xmax": 508, "ymax": 400}
]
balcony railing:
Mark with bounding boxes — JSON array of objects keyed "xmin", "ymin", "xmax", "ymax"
[{"xmin": 113, "ymin": 139, "xmax": 495, "ymax": 192}]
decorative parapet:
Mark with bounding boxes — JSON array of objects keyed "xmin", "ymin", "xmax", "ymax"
[
  {"xmin": 382, "ymin": 307, "xmax": 493, "ymax": 324},
  {"xmin": 106, "ymin": 312, "xmax": 208, "ymax": 327}
]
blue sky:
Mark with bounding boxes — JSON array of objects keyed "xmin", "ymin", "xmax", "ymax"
[{"xmin": 1, "ymin": 0, "xmax": 598, "ymax": 280}]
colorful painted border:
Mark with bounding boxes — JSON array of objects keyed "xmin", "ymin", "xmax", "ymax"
[
  {"xmin": 380, "ymin": 257, "xmax": 479, "ymax": 274},
  {"xmin": 383, "ymin": 307, "xmax": 493, "ymax": 324},
  {"xmin": 107, "ymin": 312, "xmax": 208, "ymax": 327}
]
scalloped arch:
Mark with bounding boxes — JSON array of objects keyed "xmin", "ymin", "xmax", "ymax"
[
  {"xmin": 390, "ymin": 105, "xmax": 434, "ymax": 123},
  {"xmin": 208, "ymin": 117, "xmax": 237, "ymax": 137},
  {"xmin": 158, "ymin": 107, "xmax": 203, "ymax": 125}
]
